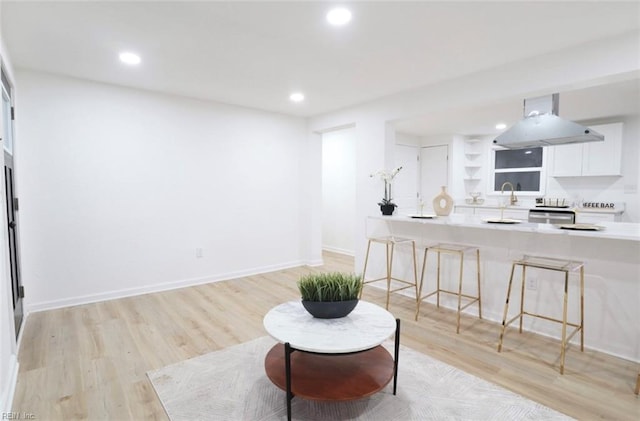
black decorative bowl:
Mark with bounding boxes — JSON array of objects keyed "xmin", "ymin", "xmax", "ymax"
[{"xmin": 301, "ymin": 299, "xmax": 359, "ymax": 319}]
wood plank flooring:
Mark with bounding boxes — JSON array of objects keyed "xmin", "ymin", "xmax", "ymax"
[{"xmin": 12, "ymin": 251, "xmax": 640, "ymax": 420}]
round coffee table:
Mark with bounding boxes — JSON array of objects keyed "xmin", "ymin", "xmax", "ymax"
[{"xmin": 263, "ymin": 300, "xmax": 400, "ymax": 421}]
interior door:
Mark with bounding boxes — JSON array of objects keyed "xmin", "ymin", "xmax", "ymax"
[
  {"xmin": 420, "ymin": 145, "xmax": 449, "ymax": 212},
  {"xmin": 2, "ymin": 68, "xmax": 23, "ymax": 337},
  {"xmin": 4, "ymin": 150, "xmax": 23, "ymax": 336},
  {"xmin": 393, "ymin": 144, "xmax": 419, "ymax": 215}
]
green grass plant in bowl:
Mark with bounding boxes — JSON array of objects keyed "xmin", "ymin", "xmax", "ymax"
[{"xmin": 297, "ymin": 272, "xmax": 362, "ymax": 318}]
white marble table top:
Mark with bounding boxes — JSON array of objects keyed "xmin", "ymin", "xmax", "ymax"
[{"xmin": 263, "ymin": 300, "xmax": 397, "ymax": 353}]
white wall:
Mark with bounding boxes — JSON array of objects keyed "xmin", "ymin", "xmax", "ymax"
[
  {"xmin": 0, "ymin": 12, "xmax": 20, "ymax": 411},
  {"xmin": 321, "ymin": 127, "xmax": 356, "ymax": 255},
  {"xmin": 15, "ymin": 70, "xmax": 309, "ymax": 311},
  {"xmin": 395, "ymin": 132, "xmax": 420, "ymax": 147}
]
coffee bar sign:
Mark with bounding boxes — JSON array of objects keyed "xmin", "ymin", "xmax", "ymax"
[
  {"xmin": 578, "ymin": 202, "xmax": 625, "ymax": 217},
  {"xmin": 582, "ymin": 202, "xmax": 616, "ymax": 209}
]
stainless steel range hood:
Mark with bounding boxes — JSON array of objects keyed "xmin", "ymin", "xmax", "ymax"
[{"xmin": 493, "ymin": 93, "xmax": 604, "ymax": 149}]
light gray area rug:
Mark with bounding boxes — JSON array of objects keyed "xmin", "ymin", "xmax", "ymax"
[{"xmin": 147, "ymin": 336, "xmax": 572, "ymax": 421}]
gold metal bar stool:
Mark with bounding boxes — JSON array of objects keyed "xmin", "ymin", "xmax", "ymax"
[
  {"xmin": 635, "ymin": 371, "xmax": 640, "ymax": 395},
  {"xmin": 497, "ymin": 255, "xmax": 584, "ymax": 374},
  {"xmin": 360, "ymin": 236, "xmax": 419, "ymax": 311},
  {"xmin": 415, "ymin": 243, "xmax": 482, "ymax": 334}
]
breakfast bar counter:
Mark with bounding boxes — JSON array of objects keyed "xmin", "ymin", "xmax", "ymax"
[
  {"xmin": 365, "ymin": 214, "xmax": 640, "ymax": 362},
  {"xmin": 369, "ymin": 214, "xmax": 640, "ymax": 242}
]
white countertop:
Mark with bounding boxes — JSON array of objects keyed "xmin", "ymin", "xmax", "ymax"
[
  {"xmin": 456, "ymin": 204, "xmax": 529, "ymax": 208},
  {"xmin": 371, "ymin": 214, "xmax": 640, "ymax": 242},
  {"xmin": 574, "ymin": 207, "xmax": 624, "ymax": 215},
  {"xmin": 455, "ymin": 204, "xmax": 624, "ymax": 215},
  {"xmin": 263, "ymin": 300, "xmax": 396, "ymax": 353}
]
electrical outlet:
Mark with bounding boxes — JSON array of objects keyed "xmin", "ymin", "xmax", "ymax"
[
  {"xmin": 526, "ymin": 277, "xmax": 538, "ymax": 290},
  {"xmin": 196, "ymin": 248, "xmax": 203, "ymax": 258}
]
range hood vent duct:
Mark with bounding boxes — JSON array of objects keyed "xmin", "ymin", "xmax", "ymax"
[{"xmin": 493, "ymin": 93, "xmax": 604, "ymax": 149}]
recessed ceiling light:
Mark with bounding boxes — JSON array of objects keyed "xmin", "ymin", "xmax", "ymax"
[
  {"xmin": 290, "ymin": 92, "xmax": 305, "ymax": 103},
  {"xmin": 495, "ymin": 123, "xmax": 507, "ymax": 130},
  {"xmin": 326, "ymin": 7, "xmax": 352, "ymax": 26},
  {"xmin": 119, "ymin": 52, "xmax": 141, "ymax": 65}
]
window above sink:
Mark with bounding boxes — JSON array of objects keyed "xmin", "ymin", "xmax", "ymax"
[{"xmin": 490, "ymin": 146, "xmax": 547, "ymax": 197}]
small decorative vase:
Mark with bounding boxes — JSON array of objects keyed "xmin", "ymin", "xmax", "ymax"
[
  {"xmin": 302, "ymin": 299, "xmax": 359, "ymax": 319},
  {"xmin": 380, "ymin": 203, "xmax": 396, "ymax": 215},
  {"xmin": 433, "ymin": 186, "xmax": 453, "ymax": 216}
]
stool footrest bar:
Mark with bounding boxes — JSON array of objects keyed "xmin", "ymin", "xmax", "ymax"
[
  {"xmin": 459, "ymin": 298, "xmax": 481, "ymax": 311},
  {"xmin": 522, "ymin": 311, "xmax": 582, "ymax": 328},
  {"xmin": 419, "ymin": 289, "xmax": 479, "ymax": 302},
  {"xmin": 564, "ymin": 327, "xmax": 583, "ymax": 345},
  {"xmin": 503, "ymin": 314, "xmax": 522, "ymax": 328},
  {"xmin": 363, "ymin": 277, "xmax": 415, "ymax": 285}
]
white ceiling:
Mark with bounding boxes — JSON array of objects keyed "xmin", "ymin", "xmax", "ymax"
[
  {"xmin": 2, "ymin": 1, "xmax": 640, "ymax": 135},
  {"xmin": 394, "ymin": 77, "xmax": 640, "ymax": 137}
]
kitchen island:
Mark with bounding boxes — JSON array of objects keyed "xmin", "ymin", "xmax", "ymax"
[{"xmin": 365, "ymin": 214, "xmax": 639, "ymax": 362}]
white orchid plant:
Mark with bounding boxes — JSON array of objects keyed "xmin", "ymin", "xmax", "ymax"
[{"xmin": 370, "ymin": 166, "xmax": 402, "ymax": 206}]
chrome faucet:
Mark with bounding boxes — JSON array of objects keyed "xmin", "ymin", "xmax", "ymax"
[{"xmin": 501, "ymin": 181, "xmax": 518, "ymax": 205}]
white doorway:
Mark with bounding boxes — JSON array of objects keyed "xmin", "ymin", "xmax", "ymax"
[
  {"xmin": 322, "ymin": 127, "xmax": 356, "ymax": 255},
  {"xmin": 420, "ymin": 145, "xmax": 449, "ymax": 212}
]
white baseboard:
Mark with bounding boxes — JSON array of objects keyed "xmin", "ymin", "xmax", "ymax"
[
  {"xmin": 26, "ymin": 260, "xmax": 306, "ymax": 313},
  {"xmin": 322, "ymin": 246, "xmax": 355, "ymax": 257},
  {"xmin": 305, "ymin": 258, "xmax": 324, "ymax": 267},
  {"xmin": 15, "ymin": 312, "xmax": 27, "ymax": 359},
  {"xmin": 0, "ymin": 354, "xmax": 18, "ymax": 413}
]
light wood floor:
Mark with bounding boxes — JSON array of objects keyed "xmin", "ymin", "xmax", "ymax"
[{"xmin": 12, "ymin": 251, "xmax": 640, "ymax": 420}]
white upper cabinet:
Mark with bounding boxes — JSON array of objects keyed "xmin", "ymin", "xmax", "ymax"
[
  {"xmin": 551, "ymin": 143, "xmax": 582, "ymax": 176},
  {"xmin": 582, "ymin": 123, "xmax": 623, "ymax": 176},
  {"xmin": 551, "ymin": 122, "xmax": 623, "ymax": 177}
]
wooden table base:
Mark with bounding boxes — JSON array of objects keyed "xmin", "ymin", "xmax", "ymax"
[{"xmin": 264, "ymin": 343, "xmax": 395, "ymax": 401}]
